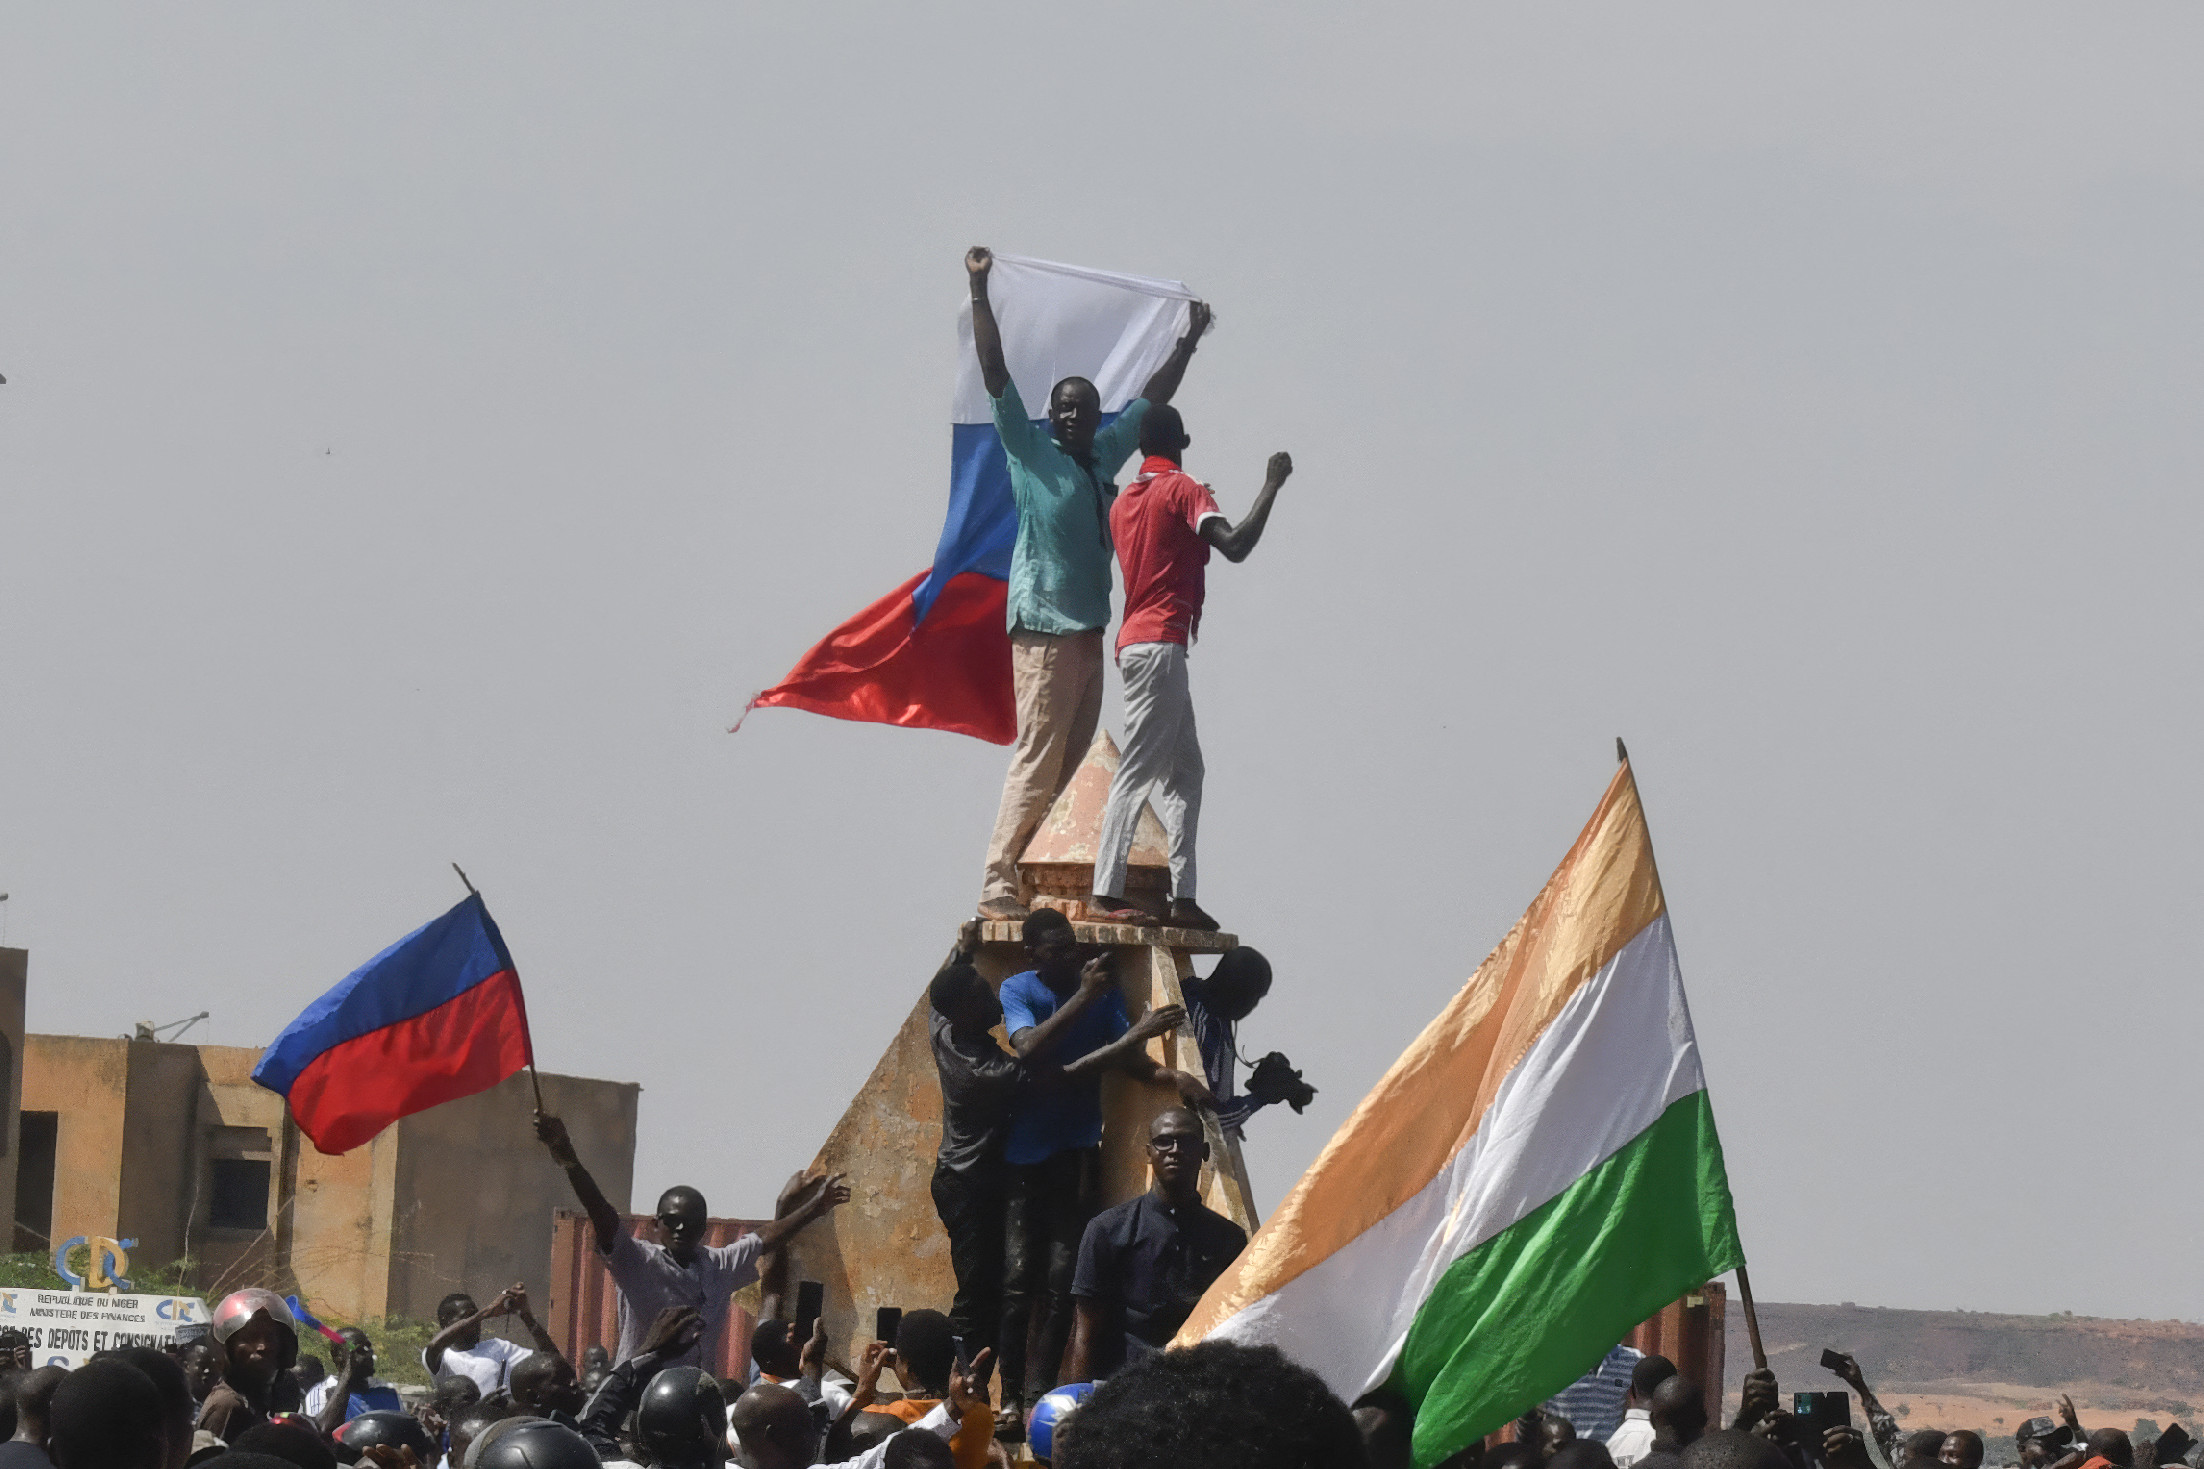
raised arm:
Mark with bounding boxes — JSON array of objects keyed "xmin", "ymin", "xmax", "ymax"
[
  {"xmin": 503, "ymin": 1281, "xmax": 562, "ymax": 1359},
  {"xmin": 1200, "ymin": 452, "xmax": 1292, "ymax": 564},
  {"xmin": 536, "ymin": 1111, "xmax": 621, "ymax": 1256},
  {"xmin": 967, "ymin": 248, "xmax": 1009, "ymax": 399},
  {"xmin": 1137, "ymin": 302, "xmax": 1212, "ymax": 407},
  {"xmin": 1009, "ymin": 957, "xmax": 1112, "ymax": 1060},
  {"xmin": 1828, "ymin": 1352, "xmax": 1899, "ymax": 1468},
  {"xmin": 750, "ymin": 1171, "xmax": 853, "ymax": 1255},
  {"xmin": 1059, "ymin": 1005, "xmax": 1185, "ymax": 1080},
  {"xmin": 579, "ymin": 1308, "xmax": 703, "ymax": 1455},
  {"xmin": 423, "ymin": 1288, "xmax": 511, "ymax": 1374}
]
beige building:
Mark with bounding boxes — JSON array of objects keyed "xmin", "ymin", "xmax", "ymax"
[{"xmin": 16, "ymin": 978, "xmax": 637, "ymax": 1323}]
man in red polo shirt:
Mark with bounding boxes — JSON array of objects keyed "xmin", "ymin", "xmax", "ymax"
[{"xmin": 1088, "ymin": 404, "xmax": 1292, "ymax": 930}]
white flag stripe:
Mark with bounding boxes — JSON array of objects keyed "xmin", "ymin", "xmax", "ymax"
[
  {"xmin": 950, "ymin": 253, "xmax": 1192, "ymax": 422},
  {"xmin": 1209, "ymin": 915, "xmax": 1704, "ymax": 1398}
]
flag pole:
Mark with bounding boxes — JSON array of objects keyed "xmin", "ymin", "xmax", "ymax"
[
  {"xmin": 453, "ymin": 863, "xmax": 548, "ymax": 1114},
  {"xmin": 1735, "ymin": 1265, "xmax": 1769, "ymax": 1371},
  {"xmin": 1613, "ymin": 744, "xmax": 1770, "ymax": 1372}
]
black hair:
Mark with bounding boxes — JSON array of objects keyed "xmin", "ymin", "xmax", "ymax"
[
  {"xmin": 929, "ymin": 963, "xmax": 989, "ymax": 1016},
  {"xmin": 893, "ymin": 1310, "xmax": 956, "ymax": 1395},
  {"xmin": 109, "ymin": 1346, "xmax": 195, "ymax": 1442},
  {"xmin": 1681, "ymin": 1430, "xmax": 1792, "ymax": 1469},
  {"xmin": 886, "ymin": 1429, "xmax": 958, "ymax": 1469},
  {"xmin": 1023, "ymin": 908, "xmax": 1072, "ymax": 946},
  {"xmin": 438, "ymin": 1292, "xmax": 477, "ymax": 1325},
  {"xmin": 1055, "ymin": 1340, "xmax": 1361, "ymax": 1469},
  {"xmin": 1631, "ymin": 1353, "xmax": 1678, "ymax": 1398},
  {"xmin": 1203, "ymin": 948, "xmax": 1274, "ymax": 1019},
  {"xmin": 12, "ymin": 1366, "xmax": 69, "ymax": 1433},
  {"xmin": 1353, "ymin": 1387, "xmax": 1415, "ymax": 1469},
  {"xmin": 850, "ymin": 1412, "xmax": 909, "ymax": 1453},
  {"xmin": 2089, "ymin": 1430, "xmax": 2134, "ymax": 1468},
  {"xmin": 1051, "ymin": 377, "xmax": 1099, "ymax": 407},
  {"xmin": 752, "ymin": 1318, "xmax": 800, "ymax": 1376},
  {"xmin": 48, "ymin": 1360, "xmax": 167, "ymax": 1469},
  {"xmin": 1904, "ymin": 1431, "xmax": 1950, "ymax": 1460},
  {"xmin": 1554, "ymin": 1445, "xmax": 1617, "ymax": 1469},
  {"xmin": 434, "ymin": 1371, "xmax": 483, "ymax": 1409},
  {"xmin": 510, "ymin": 1350, "xmax": 570, "ymax": 1407},
  {"xmin": 1651, "ymin": 1377, "xmax": 1709, "ymax": 1444},
  {"xmin": 294, "ymin": 1352, "xmax": 325, "ymax": 1380},
  {"xmin": 1138, "ymin": 402, "xmax": 1188, "ymax": 455},
  {"xmin": 1488, "ymin": 1445, "xmax": 1544, "ymax": 1469},
  {"xmin": 234, "ymin": 1421, "xmax": 341, "ymax": 1469},
  {"xmin": 657, "ymin": 1183, "xmax": 708, "ymax": 1217}
]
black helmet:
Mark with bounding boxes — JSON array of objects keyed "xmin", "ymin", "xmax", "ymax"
[
  {"xmin": 637, "ymin": 1365, "xmax": 728, "ymax": 1465},
  {"xmin": 475, "ymin": 1419, "xmax": 604, "ymax": 1469},
  {"xmin": 335, "ymin": 1409, "xmax": 435, "ymax": 1459}
]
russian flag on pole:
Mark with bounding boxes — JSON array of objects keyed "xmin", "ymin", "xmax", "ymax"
[
  {"xmin": 743, "ymin": 254, "xmax": 1196, "ymax": 744},
  {"xmin": 252, "ymin": 894, "xmax": 535, "ymax": 1155}
]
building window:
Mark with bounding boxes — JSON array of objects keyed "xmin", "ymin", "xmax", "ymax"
[
  {"xmin": 15, "ymin": 1112, "xmax": 57, "ymax": 1252},
  {"xmin": 209, "ymin": 1158, "xmax": 271, "ymax": 1230}
]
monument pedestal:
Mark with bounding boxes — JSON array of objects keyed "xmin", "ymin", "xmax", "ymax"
[{"xmin": 784, "ymin": 734, "xmax": 1257, "ymax": 1378}]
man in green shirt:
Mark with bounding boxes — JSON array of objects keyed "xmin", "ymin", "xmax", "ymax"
[{"xmin": 966, "ymin": 245, "xmax": 1210, "ymax": 921}]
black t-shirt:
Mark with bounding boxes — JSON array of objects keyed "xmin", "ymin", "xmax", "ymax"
[
  {"xmin": 929, "ymin": 1009, "xmax": 1026, "ymax": 1175},
  {"xmin": 1072, "ymin": 1192, "xmax": 1248, "ymax": 1373}
]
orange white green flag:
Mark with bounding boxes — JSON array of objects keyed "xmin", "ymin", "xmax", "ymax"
[{"xmin": 1174, "ymin": 758, "xmax": 1745, "ymax": 1466}]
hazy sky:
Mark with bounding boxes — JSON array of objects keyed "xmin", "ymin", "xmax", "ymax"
[{"xmin": 5, "ymin": 5, "xmax": 2200, "ymax": 1321}]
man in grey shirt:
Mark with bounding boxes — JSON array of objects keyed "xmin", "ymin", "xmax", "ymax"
[{"xmin": 536, "ymin": 1111, "xmax": 850, "ymax": 1368}]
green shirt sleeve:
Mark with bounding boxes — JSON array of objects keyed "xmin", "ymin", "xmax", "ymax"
[
  {"xmin": 990, "ymin": 377, "xmax": 1054, "ymax": 473},
  {"xmin": 1091, "ymin": 398, "xmax": 1150, "ymax": 474}
]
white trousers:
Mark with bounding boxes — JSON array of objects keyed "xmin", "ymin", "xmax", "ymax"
[{"xmin": 1093, "ymin": 641, "xmax": 1203, "ymax": 901}]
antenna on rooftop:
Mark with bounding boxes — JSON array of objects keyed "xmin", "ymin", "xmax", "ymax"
[{"xmin": 132, "ymin": 1012, "xmax": 210, "ymax": 1044}]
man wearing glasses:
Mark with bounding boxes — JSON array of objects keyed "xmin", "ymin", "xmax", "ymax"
[
  {"xmin": 535, "ymin": 1110, "xmax": 850, "ymax": 1369},
  {"xmin": 1062, "ymin": 1108, "xmax": 1247, "ymax": 1382}
]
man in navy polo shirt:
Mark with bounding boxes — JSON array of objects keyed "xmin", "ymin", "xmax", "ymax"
[
  {"xmin": 994, "ymin": 909, "xmax": 1211, "ymax": 1421},
  {"xmin": 1065, "ymin": 1107, "xmax": 1246, "ymax": 1382}
]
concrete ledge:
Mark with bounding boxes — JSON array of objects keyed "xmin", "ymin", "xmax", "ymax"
[{"xmin": 977, "ymin": 920, "xmax": 1238, "ymax": 952}]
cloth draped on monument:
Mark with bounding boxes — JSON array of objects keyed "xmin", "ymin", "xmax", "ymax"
[
  {"xmin": 1174, "ymin": 761, "xmax": 1746, "ymax": 1467},
  {"xmin": 741, "ymin": 254, "xmax": 1195, "ymax": 744}
]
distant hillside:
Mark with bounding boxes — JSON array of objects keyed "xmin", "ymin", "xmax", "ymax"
[{"xmin": 1721, "ymin": 1302, "xmax": 2204, "ymax": 1450}]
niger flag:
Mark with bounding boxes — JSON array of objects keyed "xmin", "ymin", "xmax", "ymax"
[{"xmin": 1176, "ymin": 759, "xmax": 1744, "ymax": 1466}]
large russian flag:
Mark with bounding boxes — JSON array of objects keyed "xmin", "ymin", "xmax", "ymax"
[
  {"xmin": 1176, "ymin": 760, "xmax": 1746, "ymax": 1466},
  {"xmin": 743, "ymin": 254, "xmax": 1196, "ymax": 744},
  {"xmin": 252, "ymin": 894, "xmax": 535, "ymax": 1155}
]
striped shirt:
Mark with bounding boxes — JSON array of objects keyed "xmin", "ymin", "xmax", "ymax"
[
  {"xmin": 1184, "ymin": 985, "xmax": 1263, "ymax": 1135},
  {"xmin": 1546, "ymin": 1343, "xmax": 1643, "ymax": 1443}
]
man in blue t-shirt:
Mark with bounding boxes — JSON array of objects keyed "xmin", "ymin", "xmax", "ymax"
[{"xmin": 994, "ymin": 908, "xmax": 1213, "ymax": 1422}]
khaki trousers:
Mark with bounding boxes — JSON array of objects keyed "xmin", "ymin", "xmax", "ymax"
[{"xmin": 981, "ymin": 629, "xmax": 1105, "ymax": 903}]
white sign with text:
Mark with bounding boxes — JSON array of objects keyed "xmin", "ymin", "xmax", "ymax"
[{"xmin": 0, "ymin": 1289, "xmax": 209, "ymax": 1369}]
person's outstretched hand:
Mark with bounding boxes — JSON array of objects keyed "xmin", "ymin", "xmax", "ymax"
[
  {"xmin": 639, "ymin": 1306, "xmax": 704, "ymax": 1360},
  {"xmin": 950, "ymin": 1348, "xmax": 995, "ymax": 1420},
  {"xmin": 1171, "ymin": 1068, "xmax": 1217, "ymax": 1110},
  {"xmin": 798, "ymin": 1313, "xmax": 829, "ymax": 1380},
  {"xmin": 786, "ymin": 1171, "xmax": 853, "ymax": 1220},
  {"xmin": 1265, "ymin": 451, "xmax": 1293, "ymax": 488},
  {"xmin": 1187, "ymin": 302, "xmax": 1213, "ymax": 339},
  {"xmin": 1826, "ymin": 1425, "xmax": 1875, "ymax": 1469},
  {"xmin": 1826, "ymin": 1351, "xmax": 1867, "ymax": 1391},
  {"xmin": 2060, "ymin": 1395, "xmax": 2083, "ymax": 1434},
  {"xmin": 966, "ymin": 247, "xmax": 993, "ymax": 280},
  {"xmin": 1736, "ymin": 1367, "xmax": 1778, "ymax": 1429},
  {"xmin": 1078, "ymin": 955, "xmax": 1115, "ymax": 996},
  {"xmin": 852, "ymin": 1340, "xmax": 893, "ymax": 1410},
  {"xmin": 1127, "ymin": 1005, "xmax": 1186, "ymax": 1045},
  {"xmin": 534, "ymin": 1111, "xmax": 578, "ymax": 1168}
]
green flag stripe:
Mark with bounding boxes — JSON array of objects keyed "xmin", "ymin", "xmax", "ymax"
[{"xmin": 1396, "ymin": 1088, "xmax": 1745, "ymax": 1467}]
